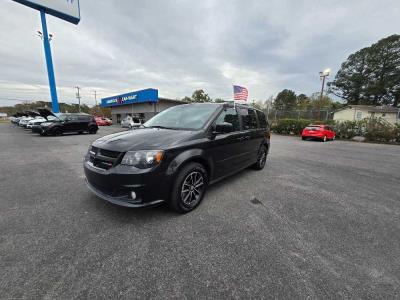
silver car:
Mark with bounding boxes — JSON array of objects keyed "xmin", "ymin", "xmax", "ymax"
[{"xmin": 121, "ymin": 116, "xmax": 142, "ymax": 129}]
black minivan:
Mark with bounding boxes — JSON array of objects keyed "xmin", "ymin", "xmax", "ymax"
[{"xmin": 84, "ymin": 103, "xmax": 270, "ymax": 213}]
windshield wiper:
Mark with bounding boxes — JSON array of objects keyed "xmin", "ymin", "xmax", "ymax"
[{"xmin": 146, "ymin": 125, "xmax": 174, "ymax": 130}]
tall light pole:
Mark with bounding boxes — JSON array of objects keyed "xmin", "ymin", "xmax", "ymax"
[
  {"xmin": 37, "ymin": 24, "xmax": 59, "ymax": 113},
  {"xmin": 93, "ymin": 90, "xmax": 98, "ymax": 106},
  {"xmin": 319, "ymin": 68, "xmax": 331, "ymax": 101},
  {"xmin": 75, "ymin": 86, "xmax": 81, "ymax": 112}
]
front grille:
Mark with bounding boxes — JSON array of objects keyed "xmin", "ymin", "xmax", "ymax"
[
  {"xmin": 99, "ymin": 148, "xmax": 120, "ymax": 158},
  {"xmin": 89, "ymin": 146, "xmax": 123, "ymax": 170}
]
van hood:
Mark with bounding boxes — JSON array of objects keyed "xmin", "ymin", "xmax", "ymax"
[{"xmin": 92, "ymin": 128, "xmax": 198, "ymax": 152}]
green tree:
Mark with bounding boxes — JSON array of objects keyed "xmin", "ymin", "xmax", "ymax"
[
  {"xmin": 182, "ymin": 90, "xmax": 212, "ymax": 103},
  {"xmin": 273, "ymin": 89, "xmax": 297, "ymax": 109},
  {"xmin": 296, "ymin": 94, "xmax": 310, "ymax": 109},
  {"xmin": 191, "ymin": 89, "xmax": 211, "ymax": 103},
  {"xmin": 328, "ymin": 34, "xmax": 400, "ymax": 106},
  {"xmin": 308, "ymin": 92, "xmax": 334, "ymax": 109}
]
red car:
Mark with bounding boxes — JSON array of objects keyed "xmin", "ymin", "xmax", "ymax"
[
  {"xmin": 95, "ymin": 117, "xmax": 112, "ymax": 126},
  {"xmin": 301, "ymin": 124, "xmax": 336, "ymax": 142}
]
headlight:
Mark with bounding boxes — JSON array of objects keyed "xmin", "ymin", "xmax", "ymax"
[{"xmin": 121, "ymin": 150, "xmax": 164, "ymax": 169}]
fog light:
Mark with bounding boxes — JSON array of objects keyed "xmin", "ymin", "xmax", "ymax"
[{"xmin": 131, "ymin": 191, "xmax": 136, "ymax": 200}]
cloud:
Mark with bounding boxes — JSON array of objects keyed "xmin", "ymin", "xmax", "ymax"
[{"xmin": 1, "ymin": 0, "xmax": 399, "ymax": 107}]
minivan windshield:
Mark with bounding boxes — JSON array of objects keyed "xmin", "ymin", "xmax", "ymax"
[{"xmin": 144, "ymin": 104, "xmax": 218, "ymax": 130}]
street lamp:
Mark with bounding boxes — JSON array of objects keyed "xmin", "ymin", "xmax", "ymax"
[
  {"xmin": 37, "ymin": 31, "xmax": 53, "ymax": 42},
  {"xmin": 319, "ymin": 68, "xmax": 330, "ymax": 100}
]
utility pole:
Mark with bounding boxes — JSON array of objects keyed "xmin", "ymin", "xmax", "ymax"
[
  {"xmin": 75, "ymin": 86, "xmax": 81, "ymax": 112},
  {"xmin": 319, "ymin": 68, "xmax": 330, "ymax": 101},
  {"xmin": 93, "ymin": 90, "xmax": 98, "ymax": 106}
]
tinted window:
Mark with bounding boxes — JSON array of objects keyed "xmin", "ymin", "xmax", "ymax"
[
  {"xmin": 240, "ymin": 109, "xmax": 257, "ymax": 129},
  {"xmin": 215, "ymin": 108, "xmax": 240, "ymax": 131},
  {"xmin": 256, "ymin": 110, "xmax": 267, "ymax": 128},
  {"xmin": 78, "ymin": 115, "xmax": 90, "ymax": 121}
]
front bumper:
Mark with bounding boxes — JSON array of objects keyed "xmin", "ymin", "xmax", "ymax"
[
  {"xmin": 85, "ymin": 178, "xmax": 164, "ymax": 208},
  {"xmin": 83, "ymin": 160, "xmax": 172, "ymax": 208},
  {"xmin": 32, "ymin": 125, "xmax": 44, "ymax": 134}
]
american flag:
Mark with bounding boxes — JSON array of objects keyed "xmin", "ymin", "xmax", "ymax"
[{"xmin": 233, "ymin": 85, "xmax": 248, "ymax": 101}]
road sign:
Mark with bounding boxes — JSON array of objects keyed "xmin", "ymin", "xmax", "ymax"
[{"xmin": 12, "ymin": 0, "xmax": 80, "ymax": 24}]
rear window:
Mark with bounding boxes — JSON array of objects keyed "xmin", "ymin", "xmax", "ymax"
[
  {"xmin": 256, "ymin": 110, "xmax": 267, "ymax": 128},
  {"xmin": 305, "ymin": 126, "xmax": 321, "ymax": 130},
  {"xmin": 78, "ymin": 115, "xmax": 91, "ymax": 121}
]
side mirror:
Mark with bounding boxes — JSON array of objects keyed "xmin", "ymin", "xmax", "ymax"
[{"xmin": 214, "ymin": 122, "xmax": 233, "ymax": 134}]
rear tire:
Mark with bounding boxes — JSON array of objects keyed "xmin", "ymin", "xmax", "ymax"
[
  {"xmin": 170, "ymin": 162, "xmax": 208, "ymax": 213},
  {"xmin": 302, "ymin": 137, "xmax": 306, "ymax": 140},
  {"xmin": 252, "ymin": 145, "xmax": 268, "ymax": 170}
]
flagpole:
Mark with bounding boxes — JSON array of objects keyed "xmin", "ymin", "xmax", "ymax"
[{"xmin": 233, "ymin": 84, "xmax": 235, "ymax": 109}]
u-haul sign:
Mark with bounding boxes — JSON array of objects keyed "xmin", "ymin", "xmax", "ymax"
[{"xmin": 12, "ymin": 0, "xmax": 80, "ymax": 24}]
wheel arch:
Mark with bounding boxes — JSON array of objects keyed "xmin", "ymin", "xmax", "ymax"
[{"xmin": 166, "ymin": 149, "xmax": 213, "ymax": 179}]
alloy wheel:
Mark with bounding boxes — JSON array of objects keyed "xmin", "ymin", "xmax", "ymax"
[
  {"xmin": 181, "ymin": 171, "xmax": 204, "ymax": 207},
  {"xmin": 259, "ymin": 149, "xmax": 267, "ymax": 168}
]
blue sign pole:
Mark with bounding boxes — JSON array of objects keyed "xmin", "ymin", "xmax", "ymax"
[{"xmin": 40, "ymin": 9, "xmax": 60, "ymax": 113}]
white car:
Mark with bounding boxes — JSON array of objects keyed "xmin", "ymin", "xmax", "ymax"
[
  {"xmin": 27, "ymin": 117, "xmax": 47, "ymax": 129},
  {"xmin": 19, "ymin": 117, "xmax": 34, "ymax": 127},
  {"xmin": 121, "ymin": 116, "xmax": 142, "ymax": 129}
]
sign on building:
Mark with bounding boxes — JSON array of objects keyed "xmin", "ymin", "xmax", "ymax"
[{"xmin": 101, "ymin": 89, "xmax": 159, "ymax": 107}]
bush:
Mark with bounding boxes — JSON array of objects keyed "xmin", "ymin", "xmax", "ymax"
[
  {"xmin": 334, "ymin": 120, "xmax": 367, "ymax": 139},
  {"xmin": 364, "ymin": 119, "xmax": 397, "ymax": 143},
  {"xmin": 271, "ymin": 119, "xmax": 312, "ymax": 135},
  {"xmin": 333, "ymin": 118, "xmax": 399, "ymax": 143},
  {"xmin": 395, "ymin": 124, "xmax": 400, "ymax": 143},
  {"xmin": 271, "ymin": 117, "xmax": 399, "ymax": 144}
]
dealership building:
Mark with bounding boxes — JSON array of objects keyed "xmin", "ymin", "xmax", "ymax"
[{"xmin": 101, "ymin": 88, "xmax": 185, "ymax": 124}]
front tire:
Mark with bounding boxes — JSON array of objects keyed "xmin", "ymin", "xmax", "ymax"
[
  {"xmin": 88, "ymin": 126, "xmax": 98, "ymax": 134},
  {"xmin": 52, "ymin": 127, "xmax": 63, "ymax": 136},
  {"xmin": 170, "ymin": 163, "xmax": 208, "ymax": 213},
  {"xmin": 252, "ymin": 145, "xmax": 268, "ymax": 170}
]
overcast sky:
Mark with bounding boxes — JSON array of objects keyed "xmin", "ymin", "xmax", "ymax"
[{"xmin": 1, "ymin": 0, "xmax": 399, "ymax": 107}]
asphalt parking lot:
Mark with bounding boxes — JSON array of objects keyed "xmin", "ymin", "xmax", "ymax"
[{"xmin": 1, "ymin": 124, "xmax": 399, "ymax": 299}]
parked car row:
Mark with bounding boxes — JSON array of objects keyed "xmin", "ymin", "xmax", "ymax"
[{"xmin": 10, "ymin": 109, "xmax": 99, "ymax": 136}]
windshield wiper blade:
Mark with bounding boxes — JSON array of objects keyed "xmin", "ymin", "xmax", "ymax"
[{"xmin": 147, "ymin": 125, "xmax": 173, "ymax": 129}]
